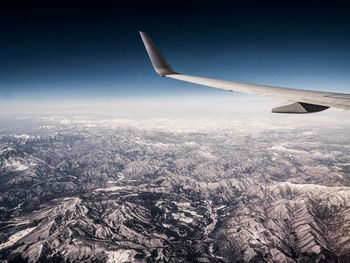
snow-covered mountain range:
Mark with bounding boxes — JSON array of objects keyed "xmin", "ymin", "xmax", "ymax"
[{"xmin": 0, "ymin": 116, "xmax": 349, "ymax": 262}]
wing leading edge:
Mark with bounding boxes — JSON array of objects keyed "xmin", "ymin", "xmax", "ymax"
[{"xmin": 139, "ymin": 31, "xmax": 350, "ymax": 113}]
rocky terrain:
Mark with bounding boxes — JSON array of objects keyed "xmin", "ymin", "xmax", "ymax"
[{"xmin": 0, "ymin": 116, "xmax": 349, "ymax": 262}]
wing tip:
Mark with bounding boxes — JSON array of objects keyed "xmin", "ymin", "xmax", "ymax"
[{"xmin": 139, "ymin": 31, "xmax": 178, "ymax": 76}]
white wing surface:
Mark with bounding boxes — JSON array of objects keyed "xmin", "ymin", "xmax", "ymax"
[{"xmin": 139, "ymin": 31, "xmax": 350, "ymax": 113}]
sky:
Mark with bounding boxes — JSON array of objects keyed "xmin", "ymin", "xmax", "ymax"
[{"xmin": 0, "ymin": 0, "xmax": 349, "ymax": 113}]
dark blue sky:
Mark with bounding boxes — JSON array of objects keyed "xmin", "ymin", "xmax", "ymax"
[{"xmin": 0, "ymin": 0, "xmax": 349, "ymax": 103}]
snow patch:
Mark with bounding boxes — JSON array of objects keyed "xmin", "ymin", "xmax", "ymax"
[
  {"xmin": 95, "ymin": 186, "xmax": 127, "ymax": 192},
  {"xmin": 0, "ymin": 227, "xmax": 36, "ymax": 250},
  {"xmin": 3, "ymin": 159, "xmax": 29, "ymax": 171},
  {"xmin": 13, "ymin": 134, "xmax": 31, "ymax": 140},
  {"xmin": 106, "ymin": 250, "xmax": 133, "ymax": 263},
  {"xmin": 269, "ymin": 144, "xmax": 306, "ymax": 154},
  {"xmin": 172, "ymin": 212, "xmax": 193, "ymax": 224}
]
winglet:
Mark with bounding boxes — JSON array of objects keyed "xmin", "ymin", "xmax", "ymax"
[{"xmin": 139, "ymin": 31, "xmax": 178, "ymax": 76}]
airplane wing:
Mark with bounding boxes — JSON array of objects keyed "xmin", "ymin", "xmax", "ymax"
[{"xmin": 139, "ymin": 31, "xmax": 350, "ymax": 113}]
